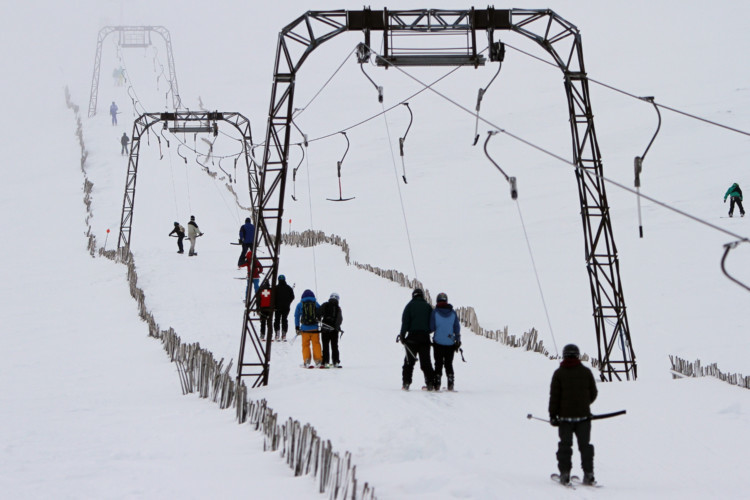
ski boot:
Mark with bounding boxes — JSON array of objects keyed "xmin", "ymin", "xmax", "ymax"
[
  {"xmin": 559, "ymin": 471, "xmax": 571, "ymax": 485},
  {"xmin": 583, "ymin": 472, "xmax": 596, "ymax": 485}
]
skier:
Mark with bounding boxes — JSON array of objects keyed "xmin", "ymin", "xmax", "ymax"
[
  {"xmin": 294, "ymin": 289, "xmax": 322, "ymax": 368},
  {"xmin": 120, "ymin": 132, "xmax": 130, "ymax": 155},
  {"xmin": 168, "ymin": 221, "xmax": 185, "ymax": 254},
  {"xmin": 320, "ymin": 292, "xmax": 343, "ymax": 368},
  {"xmin": 109, "ymin": 101, "xmax": 118, "ymax": 125},
  {"xmin": 430, "ymin": 292, "xmax": 461, "ymax": 391},
  {"xmin": 239, "ymin": 249, "xmax": 262, "ymax": 301},
  {"xmin": 399, "ymin": 288, "xmax": 435, "ymax": 391},
  {"xmin": 548, "ymin": 343, "xmax": 598, "ymax": 486},
  {"xmin": 724, "ymin": 182, "xmax": 745, "ymax": 217},
  {"xmin": 238, "ymin": 217, "xmax": 256, "ymax": 266},
  {"xmin": 273, "ymin": 275, "xmax": 295, "ymax": 341},
  {"xmin": 258, "ymin": 283, "xmax": 273, "ymax": 341},
  {"xmin": 187, "ymin": 215, "xmax": 202, "ymax": 256}
]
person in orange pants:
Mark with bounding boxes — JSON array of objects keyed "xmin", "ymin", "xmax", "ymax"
[{"xmin": 294, "ymin": 289, "xmax": 322, "ymax": 367}]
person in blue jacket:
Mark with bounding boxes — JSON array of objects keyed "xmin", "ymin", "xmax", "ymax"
[
  {"xmin": 430, "ymin": 292, "xmax": 461, "ymax": 391},
  {"xmin": 294, "ymin": 289, "xmax": 322, "ymax": 367},
  {"xmin": 238, "ymin": 217, "xmax": 256, "ymax": 265}
]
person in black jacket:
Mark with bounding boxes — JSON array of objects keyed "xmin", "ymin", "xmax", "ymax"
[
  {"xmin": 168, "ymin": 221, "xmax": 185, "ymax": 254},
  {"xmin": 399, "ymin": 288, "xmax": 435, "ymax": 391},
  {"xmin": 320, "ymin": 292, "xmax": 343, "ymax": 367},
  {"xmin": 548, "ymin": 343, "xmax": 598, "ymax": 486},
  {"xmin": 273, "ymin": 275, "xmax": 295, "ymax": 341}
]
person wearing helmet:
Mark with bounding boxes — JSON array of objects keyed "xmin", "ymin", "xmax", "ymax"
[
  {"xmin": 294, "ymin": 289, "xmax": 322, "ymax": 368},
  {"xmin": 399, "ymin": 288, "xmax": 435, "ymax": 391},
  {"xmin": 273, "ymin": 275, "xmax": 295, "ymax": 341},
  {"xmin": 319, "ymin": 292, "xmax": 344, "ymax": 367},
  {"xmin": 167, "ymin": 221, "xmax": 185, "ymax": 254},
  {"xmin": 548, "ymin": 343, "xmax": 598, "ymax": 486},
  {"xmin": 429, "ymin": 292, "xmax": 461, "ymax": 391}
]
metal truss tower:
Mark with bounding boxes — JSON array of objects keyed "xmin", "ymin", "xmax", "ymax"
[
  {"xmin": 238, "ymin": 8, "xmax": 637, "ymax": 386},
  {"xmin": 88, "ymin": 26, "xmax": 182, "ymax": 118}
]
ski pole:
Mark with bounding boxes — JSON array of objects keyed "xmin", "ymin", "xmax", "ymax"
[
  {"xmin": 458, "ymin": 347, "xmax": 466, "ymax": 362},
  {"xmin": 527, "ymin": 414, "xmax": 550, "ymax": 423}
]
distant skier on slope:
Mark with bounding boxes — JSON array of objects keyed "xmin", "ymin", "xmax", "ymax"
[
  {"xmin": 430, "ymin": 292, "xmax": 460, "ymax": 391},
  {"xmin": 319, "ymin": 292, "xmax": 343, "ymax": 368},
  {"xmin": 110, "ymin": 101, "xmax": 119, "ymax": 126},
  {"xmin": 239, "ymin": 249, "xmax": 262, "ymax": 301},
  {"xmin": 168, "ymin": 221, "xmax": 185, "ymax": 254},
  {"xmin": 294, "ymin": 289, "xmax": 322, "ymax": 368},
  {"xmin": 187, "ymin": 215, "xmax": 202, "ymax": 256},
  {"xmin": 237, "ymin": 217, "xmax": 255, "ymax": 266},
  {"xmin": 724, "ymin": 182, "xmax": 745, "ymax": 217},
  {"xmin": 399, "ymin": 288, "xmax": 435, "ymax": 391},
  {"xmin": 257, "ymin": 284, "xmax": 273, "ymax": 341},
  {"xmin": 548, "ymin": 343, "xmax": 598, "ymax": 486},
  {"xmin": 273, "ymin": 275, "xmax": 295, "ymax": 341},
  {"xmin": 120, "ymin": 132, "xmax": 130, "ymax": 155}
]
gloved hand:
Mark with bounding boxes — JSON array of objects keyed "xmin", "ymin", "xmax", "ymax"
[
  {"xmin": 454, "ymin": 341, "xmax": 462, "ymax": 351},
  {"xmin": 724, "ymin": 198, "xmax": 727, "ymax": 203},
  {"xmin": 550, "ymin": 415, "xmax": 560, "ymax": 427},
  {"xmin": 295, "ymin": 327, "xmax": 301, "ymax": 335},
  {"xmin": 399, "ymin": 334, "xmax": 407, "ymax": 344}
]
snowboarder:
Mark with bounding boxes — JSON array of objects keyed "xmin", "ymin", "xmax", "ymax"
[
  {"xmin": 239, "ymin": 249, "xmax": 263, "ymax": 301},
  {"xmin": 548, "ymin": 343, "xmax": 598, "ymax": 486},
  {"xmin": 273, "ymin": 275, "xmax": 295, "ymax": 341},
  {"xmin": 238, "ymin": 217, "xmax": 256, "ymax": 266},
  {"xmin": 294, "ymin": 289, "xmax": 322, "ymax": 367},
  {"xmin": 724, "ymin": 182, "xmax": 745, "ymax": 217},
  {"xmin": 110, "ymin": 101, "xmax": 119, "ymax": 126},
  {"xmin": 187, "ymin": 215, "xmax": 202, "ymax": 256},
  {"xmin": 430, "ymin": 292, "xmax": 461, "ymax": 391},
  {"xmin": 168, "ymin": 221, "xmax": 185, "ymax": 254},
  {"xmin": 320, "ymin": 292, "xmax": 343, "ymax": 367},
  {"xmin": 120, "ymin": 132, "xmax": 130, "ymax": 155},
  {"xmin": 399, "ymin": 288, "xmax": 435, "ymax": 391},
  {"xmin": 258, "ymin": 284, "xmax": 273, "ymax": 341}
]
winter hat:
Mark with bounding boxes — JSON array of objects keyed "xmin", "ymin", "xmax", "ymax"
[
  {"xmin": 301, "ymin": 289, "xmax": 315, "ymax": 299},
  {"xmin": 562, "ymin": 344, "xmax": 580, "ymax": 359},
  {"xmin": 412, "ymin": 288, "xmax": 424, "ymax": 298},
  {"xmin": 436, "ymin": 292, "xmax": 448, "ymax": 303},
  {"xmin": 330, "ymin": 292, "xmax": 340, "ymax": 301},
  {"xmin": 278, "ymin": 275, "xmax": 286, "ymax": 281},
  {"xmin": 174, "ymin": 221, "xmax": 179, "ymax": 226},
  {"xmin": 190, "ymin": 215, "xmax": 195, "ymax": 221},
  {"xmin": 245, "ymin": 217, "xmax": 251, "ymax": 223}
]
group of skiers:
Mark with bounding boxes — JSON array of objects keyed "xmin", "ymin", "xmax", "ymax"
[
  {"xmin": 398, "ymin": 288, "xmax": 462, "ymax": 392},
  {"xmin": 293, "ymin": 289, "xmax": 344, "ymax": 368},
  {"xmin": 167, "ymin": 216, "xmax": 202, "ymax": 256}
]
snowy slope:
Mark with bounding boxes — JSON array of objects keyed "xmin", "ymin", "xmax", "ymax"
[{"xmin": 2, "ymin": 1, "xmax": 750, "ymax": 499}]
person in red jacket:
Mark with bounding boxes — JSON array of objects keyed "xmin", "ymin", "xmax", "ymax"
[
  {"xmin": 239, "ymin": 249, "xmax": 262, "ymax": 302},
  {"xmin": 257, "ymin": 284, "xmax": 273, "ymax": 341}
]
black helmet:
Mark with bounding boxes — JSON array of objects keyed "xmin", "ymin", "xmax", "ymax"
[
  {"xmin": 562, "ymin": 344, "xmax": 580, "ymax": 359},
  {"xmin": 174, "ymin": 221, "xmax": 179, "ymax": 226},
  {"xmin": 436, "ymin": 292, "xmax": 448, "ymax": 303},
  {"xmin": 412, "ymin": 288, "xmax": 424, "ymax": 298}
]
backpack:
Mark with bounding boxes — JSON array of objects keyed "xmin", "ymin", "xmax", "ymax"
[{"xmin": 301, "ymin": 301, "xmax": 319, "ymax": 326}]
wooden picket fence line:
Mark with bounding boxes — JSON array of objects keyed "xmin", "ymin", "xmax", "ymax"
[
  {"xmin": 66, "ymin": 88, "xmax": 376, "ymax": 500},
  {"xmin": 669, "ymin": 355, "xmax": 750, "ymax": 390}
]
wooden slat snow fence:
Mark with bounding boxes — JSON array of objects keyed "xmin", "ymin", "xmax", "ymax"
[
  {"xmin": 67, "ymin": 88, "xmax": 376, "ymax": 500},
  {"xmin": 669, "ymin": 355, "xmax": 750, "ymax": 390}
]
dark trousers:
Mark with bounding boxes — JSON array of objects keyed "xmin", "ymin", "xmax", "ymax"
[
  {"xmin": 557, "ymin": 419, "xmax": 594, "ymax": 474},
  {"xmin": 729, "ymin": 197, "xmax": 745, "ymax": 216},
  {"xmin": 121, "ymin": 143, "xmax": 128, "ymax": 155},
  {"xmin": 402, "ymin": 341, "xmax": 434, "ymax": 388},
  {"xmin": 273, "ymin": 308, "xmax": 290, "ymax": 336},
  {"xmin": 321, "ymin": 329, "xmax": 340, "ymax": 365},
  {"xmin": 259, "ymin": 310, "xmax": 273, "ymax": 339},
  {"xmin": 433, "ymin": 344, "xmax": 456, "ymax": 388},
  {"xmin": 176, "ymin": 236, "xmax": 184, "ymax": 253},
  {"xmin": 238, "ymin": 242, "xmax": 252, "ymax": 265}
]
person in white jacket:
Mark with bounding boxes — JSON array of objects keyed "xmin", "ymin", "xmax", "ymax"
[{"xmin": 187, "ymin": 215, "xmax": 202, "ymax": 256}]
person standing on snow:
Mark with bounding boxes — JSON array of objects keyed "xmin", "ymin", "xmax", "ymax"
[
  {"xmin": 257, "ymin": 283, "xmax": 274, "ymax": 341},
  {"xmin": 724, "ymin": 182, "xmax": 745, "ymax": 217},
  {"xmin": 120, "ymin": 132, "xmax": 130, "ymax": 155},
  {"xmin": 168, "ymin": 221, "xmax": 185, "ymax": 254},
  {"xmin": 319, "ymin": 292, "xmax": 343, "ymax": 368},
  {"xmin": 430, "ymin": 292, "xmax": 461, "ymax": 391},
  {"xmin": 548, "ymin": 343, "xmax": 598, "ymax": 486},
  {"xmin": 239, "ymin": 249, "xmax": 263, "ymax": 301},
  {"xmin": 399, "ymin": 288, "xmax": 435, "ymax": 391},
  {"xmin": 273, "ymin": 275, "xmax": 295, "ymax": 341},
  {"xmin": 294, "ymin": 289, "xmax": 322, "ymax": 368},
  {"xmin": 238, "ymin": 217, "xmax": 256, "ymax": 266},
  {"xmin": 187, "ymin": 215, "xmax": 202, "ymax": 256},
  {"xmin": 110, "ymin": 101, "xmax": 119, "ymax": 125}
]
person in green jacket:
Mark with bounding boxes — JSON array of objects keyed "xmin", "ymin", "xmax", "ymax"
[
  {"xmin": 724, "ymin": 183, "xmax": 745, "ymax": 217},
  {"xmin": 399, "ymin": 288, "xmax": 435, "ymax": 391}
]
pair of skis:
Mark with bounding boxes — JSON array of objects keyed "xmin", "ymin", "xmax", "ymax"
[{"xmin": 550, "ymin": 474, "xmax": 601, "ymax": 489}]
